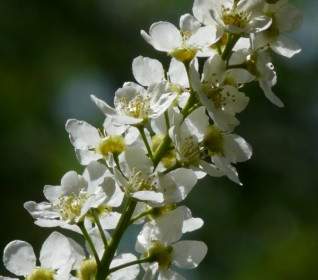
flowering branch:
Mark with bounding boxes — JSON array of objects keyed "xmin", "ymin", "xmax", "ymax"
[{"xmin": 1, "ymin": 1, "xmax": 302, "ymax": 280}]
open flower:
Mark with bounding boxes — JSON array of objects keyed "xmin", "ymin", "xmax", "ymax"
[
  {"xmin": 141, "ymin": 14, "xmax": 220, "ymax": 63},
  {"xmin": 193, "ymin": 0, "xmax": 272, "ymax": 35},
  {"xmin": 91, "ymin": 81, "xmax": 176, "ymax": 126},
  {"xmin": 65, "ymin": 119, "xmax": 130, "ymax": 166},
  {"xmin": 24, "ymin": 162, "xmax": 122, "ymax": 231},
  {"xmin": 114, "ymin": 146, "xmax": 164, "ymax": 204},
  {"xmin": 136, "ymin": 208, "xmax": 207, "ymax": 280},
  {"xmin": 192, "ymin": 53, "xmax": 253, "ymax": 131},
  {"xmin": 1, "ymin": 232, "xmax": 78, "ymax": 280},
  {"xmin": 255, "ymin": 0, "xmax": 302, "ymax": 58}
]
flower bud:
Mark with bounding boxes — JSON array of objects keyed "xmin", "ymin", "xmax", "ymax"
[
  {"xmin": 96, "ymin": 135, "xmax": 125, "ymax": 156},
  {"xmin": 77, "ymin": 259, "xmax": 97, "ymax": 280}
]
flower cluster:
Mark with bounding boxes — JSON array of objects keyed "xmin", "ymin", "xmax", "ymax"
[{"xmin": 1, "ymin": 0, "xmax": 302, "ymax": 279}]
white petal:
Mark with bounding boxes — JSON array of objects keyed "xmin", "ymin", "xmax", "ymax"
[
  {"xmin": 202, "ymin": 54, "xmax": 225, "ymax": 83},
  {"xmin": 83, "ymin": 161, "xmax": 108, "ymax": 191},
  {"xmin": 276, "ymin": 2, "xmax": 303, "ymax": 33},
  {"xmin": 179, "ymin": 14, "xmax": 201, "ymax": 33},
  {"xmin": 61, "ymin": 171, "xmax": 87, "ymax": 195},
  {"xmin": 192, "ymin": 0, "xmax": 218, "ymax": 26},
  {"xmin": 150, "ymin": 92, "xmax": 177, "ymax": 119},
  {"xmin": 100, "ymin": 212, "xmax": 121, "ymax": 230},
  {"xmin": 132, "ymin": 191, "xmax": 164, "ymax": 204},
  {"xmin": 132, "ymin": 56, "xmax": 165, "ymax": 87},
  {"xmin": 248, "ymin": 15, "xmax": 272, "ymax": 33},
  {"xmin": 40, "ymin": 232, "xmax": 73, "ymax": 270},
  {"xmin": 172, "ymin": 241, "xmax": 207, "ymax": 269},
  {"xmin": 90, "ymin": 94, "xmax": 117, "ymax": 116},
  {"xmin": 224, "ymin": 134, "xmax": 252, "ymax": 163},
  {"xmin": 185, "ymin": 107, "xmax": 209, "ymax": 142},
  {"xmin": 259, "ymin": 80, "xmax": 284, "ymax": 108},
  {"xmin": 225, "ymin": 69, "xmax": 255, "ymax": 84},
  {"xmin": 271, "ymin": 35, "xmax": 301, "ymax": 58},
  {"xmin": 75, "ymin": 149, "xmax": 102, "ymax": 166},
  {"xmin": 65, "ymin": 119, "xmax": 100, "ymax": 149},
  {"xmin": 158, "ymin": 269, "xmax": 185, "ymax": 280},
  {"xmin": 182, "ymin": 217, "xmax": 204, "ymax": 233},
  {"xmin": 168, "ymin": 58, "xmax": 189, "ymax": 88},
  {"xmin": 188, "ymin": 25, "xmax": 220, "ymax": 47},
  {"xmin": 24, "ymin": 201, "xmax": 59, "ymax": 219},
  {"xmin": 109, "ymin": 253, "xmax": 140, "ymax": 280},
  {"xmin": 3, "ymin": 241, "xmax": 36, "ymax": 276},
  {"xmin": 199, "ymin": 160, "xmax": 224, "ymax": 177},
  {"xmin": 213, "ymin": 156, "xmax": 241, "ymax": 185},
  {"xmin": 141, "ymin": 22, "xmax": 182, "ymax": 52},
  {"xmin": 124, "ymin": 146, "xmax": 152, "ymax": 174},
  {"xmin": 43, "ymin": 185, "xmax": 62, "ymax": 202}
]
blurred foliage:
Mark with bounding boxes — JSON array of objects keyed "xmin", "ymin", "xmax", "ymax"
[{"xmin": 0, "ymin": 0, "xmax": 317, "ymax": 279}]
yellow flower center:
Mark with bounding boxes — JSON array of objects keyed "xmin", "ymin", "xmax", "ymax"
[
  {"xmin": 56, "ymin": 191, "xmax": 89, "ymax": 223},
  {"xmin": 128, "ymin": 170, "xmax": 157, "ymax": 193},
  {"xmin": 202, "ymin": 82, "xmax": 225, "ymax": 109},
  {"xmin": 26, "ymin": 268, "xmax": 54, "ymax": 280},
  {"xmin": 96, "ymin": 135, "xmax": 126, "ymax": 156},
  {"xmin": 146, "ymin": 241, "xmax": 173, "ymax": 270},
  {"xmin": 180, "ymin": 136, "xmax": 201, "ymax": 166},
  {"xmin": 117, "ymin": 95, "xmax": 151, "ymax": 119},
  {"xmin": 77, "ymin": 259, "xmax": 97, "ymax": 280},
  {"xmin": 222, "ymin": 6, "xmax": 250, "ymax": 29},
  {"xmin": 169, "ymin": 47, "xmax": 197, "ymax": 63},
  {"xmin": 203, "ymin": 125, "xmax": 224, "ymax": 156}
]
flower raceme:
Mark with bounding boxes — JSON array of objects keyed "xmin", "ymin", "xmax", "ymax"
[{"xmin": 1, "ymin": 0, "xmax": 302, "ymax": 279}]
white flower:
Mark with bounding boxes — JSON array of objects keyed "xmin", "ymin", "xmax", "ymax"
[
  {"xmin": 230, "ymin": 46, "xmax": 284, "ymax": 107},
  {"xmin": 191, "ymin": 107, "xmax": 252, "ymax": 184},
  {"xmin": 24, "ymin": 162, "xmax": 121, "ymax": 230},
  {"xmin": 2, "ymin": 232, "xmax": 78, "ymax": 280},
  {"xmin": 141, "ymin": 14, "xmax": 220, "ymax": 62},
  {"xmin": 191, "ymin": 53, "xmax": 253, "ymax": 131},
  {"xmin": 91, "ymin": 81, "xmax": 176, "ymax": 126},
  {"xmin": 132, "ymin": 56, "xmax": 191, "ymax": 108},
  {"xmin": 114, "ymin": 146, "xmax": 164, "ymax": 204},
  {"xmin": 136, "ymin": 209, "xmax": 207, "ymax": 280},
  {"xmin": 193, "ymin": 0, "xmax": 272, "ymax": 35},
  {"xmin": 65, "ymin": 119, "xmax": 129, "ymax": 166},
  {"xmin": 254, "ymin": 0, "xmax": 302, "ymax": 58}
]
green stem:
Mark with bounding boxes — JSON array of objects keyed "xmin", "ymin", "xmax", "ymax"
[
  {"xmin": 221, "ymin": 33, "xmax": 240, "ymax": 62},
  {"xmin": 153, "ymin": 135, "xmax": 171, "ymax": 169},
  {"xmin": 78, "ymin": 222, "xmax": 100, "ymax": 265},
  {"xmin": 92, "ymin": 210, "xmax": 108, "ymax": 249},
  {"xmin": 164, "ymin": 111, "xmax": 170, "ymax": 133},
  {"xmin": 108, "ymin": 257, "xmax": 153, "ymax": 275},
  {"xmin": 96, "ymin": 198, "xmax": 137, "ymax": 280},
  {"xmin": 130, "ymin": 208, "xmax": 153, "ymax": 225},
  {"xmin": 138, "ymin": 126, "xmax": 154, "ymax": 162}
]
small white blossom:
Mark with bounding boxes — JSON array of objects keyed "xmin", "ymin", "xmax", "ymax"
[
  {"xmin": 1, "ymin": 232, "xmax": 77, "ymax": 280},
  {"xmin": 141, "ymin": 14, "xmax": 220, "ymax": 63}
]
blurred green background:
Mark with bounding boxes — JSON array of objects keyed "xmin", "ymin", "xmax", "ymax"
[{"xmin": 0, "ymin": 0, "xmax": 317, "ymax": 279}]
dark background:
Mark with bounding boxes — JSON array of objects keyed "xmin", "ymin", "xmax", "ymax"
[{"xmin": 1, "ymin": 0, "xmax": 317, "ymax": 279}]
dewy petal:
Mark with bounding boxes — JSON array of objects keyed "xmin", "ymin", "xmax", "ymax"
[
  {"xmin": 3, "ymin": 241, "xmax": 36, "ymax": 276},
  {"xmin": 271, "ymin": 35, "xmax": 301, "ymax": 58},
  {"xmin": 90, "ymin": 94, "xmax": 117, "ymax": 116},
  {"xmin": 172, "ymin": 241, "xmax": 208, "ymax": 269},
  {"xmin": 65, "ymin": 119, "xmax": 100, "ymax": 150},
  {"xmin": 132, "ymin": 56, "xmax": 165, "ymax": 87},
  {"xmin": 141, "ymin": 21, "xmax": 182, "ymax": 52},
  {"xmin": 132, "ymin": 191, "xmax": 164, "ymax": 204},
  {"xmin": 188, "ymin": 25, "xmax": 220, "ymax": 48},
  {"xmin": 39, "ymin": 232, "xmax": 73, "ymax": 270},
  {"xmin": 179, "ymin": 13, "xmax": 201, "ymax": 33},
  {"xmin": 109, "ymin": 253, "xmax": 140, "ymax": 280}
]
